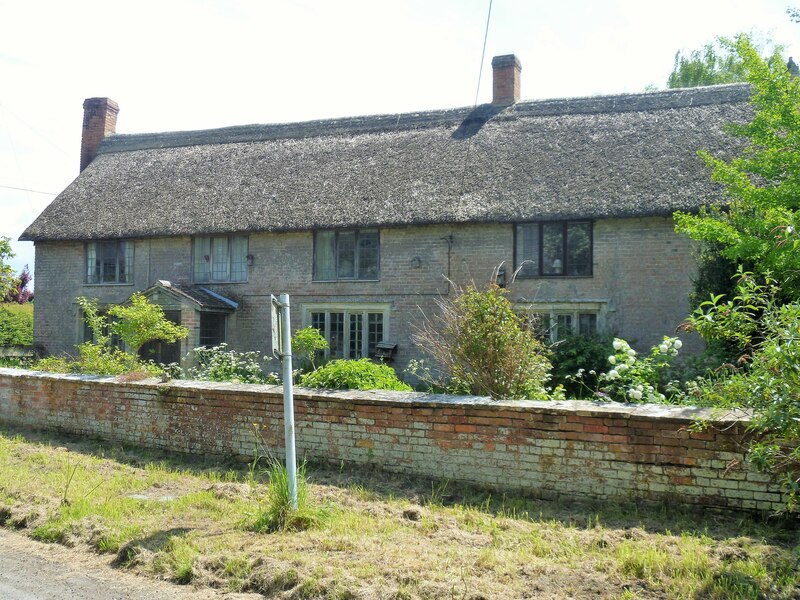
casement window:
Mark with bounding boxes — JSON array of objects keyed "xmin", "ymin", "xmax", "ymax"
[
  {"xmin": 515, "ymin": 221, "xmax": 592, "ymax": 277},
  {"xmin": 303, "ymin": 304, "xmax": 388, "ymax": 359},
  {"xmin": 199, "ymin": 312, "xmax": 227, "ymax": 347},
  {"xmin": 193, "ymin": 235, "xmax": 248, "ymax": 283},
  {"xmin": 313, "ymin": 230, "xmax": 379, "ymax": 281},
  {"xmin": 519, "ymin": 303, "xmax": 603, "ymax": 343},
  {"xmin": 86, "ymin": 240, "xmax": 133, "ymax": 284},
  {"xmin": 535, "ymin": 312, "xmax": 597, "ymax": 342}
]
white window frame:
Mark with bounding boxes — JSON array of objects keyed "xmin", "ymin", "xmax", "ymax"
[
  {"xmin": 301, "ymin": 303, "xmax": 390, "ymax": 360},
  {"xmin": 516, "ymin": 301, "xmax": 606, "ymax": 343}
]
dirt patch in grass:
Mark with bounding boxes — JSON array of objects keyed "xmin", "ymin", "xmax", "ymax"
[{"xmin": 1, "ymin": 425, "xmax": 798, "ymax": 599}]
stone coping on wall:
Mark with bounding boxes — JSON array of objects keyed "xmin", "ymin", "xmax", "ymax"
[{"xmin": 0, "ymin": 366, "xmax": 749, "ymax": 424}]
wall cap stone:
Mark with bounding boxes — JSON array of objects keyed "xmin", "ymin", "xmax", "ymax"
[{"xmin": 0, "ymin": 367, "xmax": 750, "ymax": 424}]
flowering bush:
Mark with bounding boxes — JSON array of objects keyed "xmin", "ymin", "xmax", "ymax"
[
  {"xmin": 187, "ymin": 344, "xmax": 279, "ymax": 384},
  {"xmin": 595, "ymin": 337, "xmax": 683, "ymax": 403}
]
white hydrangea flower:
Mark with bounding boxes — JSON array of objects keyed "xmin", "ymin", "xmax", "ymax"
[
  {"xmin": 618, "ymin": 363, "xmax": 629, "ymax": 373},
  {"xmin": 627, "ymin": 349, "xmax": 636, "ymax": 357},
  {"xmin": 608, "ymin": 369, "xmax": 619, "ymax": 379},
  {"xmin": 608, "ymin": 355, "xmax": 617, "ymax": 365},
  {"xmin": 613, "ymin": 340, "xmax": 623, "ymax": 350},
  {"xmin": 673, "ymin": 339, "xmax": 682, "ymax": 350},
  {"xmin": 659, "ymin": 344, "xmax": 669, "ymax": 354}
]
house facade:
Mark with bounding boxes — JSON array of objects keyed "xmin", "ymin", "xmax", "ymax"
[{"xmin": 22, "ymin": 55, "xmax": 751, "ymax": 372}]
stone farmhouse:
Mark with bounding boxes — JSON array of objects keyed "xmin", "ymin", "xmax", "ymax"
[{"xmin": 21, "ymin": 55, "xmax": 750, "ymax": 370}]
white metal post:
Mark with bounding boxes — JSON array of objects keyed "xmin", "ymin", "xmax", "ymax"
[{"xmin": 279, "ymin": 293, "xmax": 298, "ymax": 509}]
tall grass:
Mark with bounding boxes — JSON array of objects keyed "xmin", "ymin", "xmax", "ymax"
[{"xmin": 249, "ymin": 460, "xmax": 325, "ymax": 533}]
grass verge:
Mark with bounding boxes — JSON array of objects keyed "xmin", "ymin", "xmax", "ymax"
[{"xmin": 0, "ymin": 426, "xmax": 798, "ymax": 599}]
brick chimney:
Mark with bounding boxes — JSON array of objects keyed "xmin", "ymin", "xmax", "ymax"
[
  {"xmin": 80, "ymin": 97, "xmax": 119, "ymax": 172},
  {"xmin": 491, "ymin": 54, "xmax": 522, "ymax": 105}
]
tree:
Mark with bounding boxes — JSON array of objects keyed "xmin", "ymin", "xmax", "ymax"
[
  {"xmin": 666, "ymin": 34, "xmax": 782, "ymax": 89},
  {"xmin": 0, "ymin": 237, "xmax": 16, "ymax": 300},
  {"xmin": 105, "ymin": 293, "xmax": 188, "ymax": 355},
  {"xmin": 674, "ymin": 34, "xmax": 800, "ymax": 298},
  {"xmin": 4, "ymin": 265, "xmax": 33, "ymax": 304}
]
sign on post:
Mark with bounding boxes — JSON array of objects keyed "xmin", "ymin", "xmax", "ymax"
[{"xmin": 270, "ymin": 294, "xmax": 297, "ymax": 509}]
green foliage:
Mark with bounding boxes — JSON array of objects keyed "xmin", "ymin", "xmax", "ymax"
[
  {"xmin": 187, "ymin": 343, "xmax": 278, "ymax": 384},
  {"xmin": 549, "ymin": 333, "xmax": 615, "ymax": 398},
  {"xmin": 667, "ymin": 33, "xmax": 782, "ymax": 88},
  {"xmin": 684, "ymin": 273, "xmax": 800, "ymax": 511},
  {"xmin": 291, "ymin": 326, "xmax": 328, "ymax": 372},
  {"xmin": 411, "ymin": 285, "xmax": 551, "ymax": 399},
  {"xmin": 0, "ymin": 237, "xmax": 15, "ymax": 299},
  {"xmin": 106, "ymin": 293, "xmax": 188, "ymax": 354},
  {"xmin": 587, "ymin": 337, "xmax": 683, "ymax": 404},
  {"xmin": 674, "ymin": 34, "xmax": 800, "ymax": 298},
  {"xmin": 34, "ymin": 295, "xmax": 183, "ymax": 376},
  {"xmin": 300, "ymin": 358, "xmax": 411, "ymax": 391},
  {"xmin": 0, "ymin": 303, "xmax": 33, "ymax": 346},
  {"xmin": 36, "ymin": 342, "xmax": 160, "ymax": 376},
  {"xmin": 249, "ymin": 460, "xmax": 323, "ymax": 533}
]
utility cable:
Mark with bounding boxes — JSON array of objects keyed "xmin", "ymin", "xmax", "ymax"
[{"xmin": 459, "ymin": 0, "xmax": 493, "ymax": 194}]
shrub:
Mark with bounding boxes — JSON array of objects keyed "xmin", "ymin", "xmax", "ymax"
[
  {"xmin": 410, "ymin": 284, "xmax": 551, "ymax": 399},
  {"xmin": 0, "ymin": 303, "xmax": 33, "ymax": 347},
  {"xmin": 595, "ymin": 337, "xmax": 683, "ymax": 403},
  {"xmin": 300, "ymin": 358, "xmax": 411, "ymax": 391},
  {"xmin": 549, "ymin": 333, "xmax": 615, "ymax": 398},
  {"xmin": 291, "ymin": 327, "xmax": 328, "ymax": 372},
  {"xmin": 187, "ymin": 343, "xmax": 278, "ymax": 384},
  {"xmin": 33, "ymin": 295, "xmax": 185, "ymax": 377},
  {"xmin": 684, "ymin": 271, "xmax": 800, "ymax": 511},
  {"xmin": 35, "ymin": 342, "xmax": 161, "ymax": 376},
  {"xmin": 105, "ymin": 293, "xmax": 188, "ymax": 354}
]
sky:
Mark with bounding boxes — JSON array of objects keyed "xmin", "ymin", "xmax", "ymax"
[{"xmin": 1, "ymin": 0, "xmax": 798, "ymax": 285}]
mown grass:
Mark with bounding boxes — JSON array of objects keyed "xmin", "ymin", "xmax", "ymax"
[{"xmin": 0, "ymin": 426, "xmax": 797, "ymax": 599}]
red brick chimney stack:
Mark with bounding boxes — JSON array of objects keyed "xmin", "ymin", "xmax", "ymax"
[
  {"xmin": 491, "ymin": 54, "xmax": 522, "ymax": 105},
  {"xmin": 80, "ymin": 97, "xmax": 119, "ymax": 172}
]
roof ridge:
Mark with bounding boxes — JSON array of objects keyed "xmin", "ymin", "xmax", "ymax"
[{"xmin": 97, "ymin": 83, "xmax": 751, "ymax": 155}]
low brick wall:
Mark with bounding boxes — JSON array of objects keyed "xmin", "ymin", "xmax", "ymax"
[{"xmin": 0, "ymin": 368, "xmax": 785, "ymax": 512}]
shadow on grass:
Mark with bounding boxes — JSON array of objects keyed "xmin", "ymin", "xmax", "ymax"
[
  {"xmin": 3, "ymin": 424, "xmax": 798, "ymax": 549},
  {"xmin": 112, "ymin": 527, "xmax": 192, "ymax": 568}
]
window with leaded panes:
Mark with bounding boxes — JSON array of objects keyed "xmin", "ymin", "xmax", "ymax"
[
  {"xmin": 313, "ymin": 230, "xmax": 379, "ymax": 281},
  {"xmin": 308, "ymin": 307, "xmax": 386, "ymax": 359},
  {"xmin": 193, "ymin": 235, "xmax": 248, "ymax": 283},
  {"xmin": 86, "ymin": 240, "xmax": 133, "ymax": 284}
]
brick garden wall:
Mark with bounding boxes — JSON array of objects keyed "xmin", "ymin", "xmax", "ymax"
[{"xmin": 0, "ymin": 368, "xmax": 784, "ymax": 513}]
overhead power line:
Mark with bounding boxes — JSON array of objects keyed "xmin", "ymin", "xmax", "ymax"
[{"xmin": 0, "ymin": 184, "xmax": 57, "ymax": 196}]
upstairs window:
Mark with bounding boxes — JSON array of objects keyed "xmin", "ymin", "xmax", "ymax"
[
  {"xmin": 86, "ymin": 240, "xmax": 133, "ymax": 284},
  {"xmin": 515, "ymin": 221, "xmax": 592, "ymax": 277},
  {"xmin": 193, "ymin": 235, "xmax": 248, "ymax": 283},
  {"xmin": 314, "ymin": 230, "xmax": 379, "ymax": 281}
]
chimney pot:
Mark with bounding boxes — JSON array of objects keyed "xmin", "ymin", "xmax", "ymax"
[
  {"xmin": 491, "ymin": 54, "xmax": 522, "ymax": 105},
  {"xmin": 80, "ymin": 97, "xmax": 119, "ymax": 172}
]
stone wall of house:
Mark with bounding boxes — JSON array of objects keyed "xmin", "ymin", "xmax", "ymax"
[
  {"xmin": 0, "ymin": 368, "xmax": 783, "ymax": 513},
  {"xmin": 32, "ymin": 216, "xmax": 697, "ymax": 368}
]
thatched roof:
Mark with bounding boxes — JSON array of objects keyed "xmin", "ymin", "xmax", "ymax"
[{"xmin": 21, "ymin": 84, "xmax": 751, "ymax": 242}]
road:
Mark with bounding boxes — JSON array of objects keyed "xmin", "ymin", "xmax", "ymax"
[{"xmin": 0, "ymin": 529, "xmax": 260, "ymax": 600}]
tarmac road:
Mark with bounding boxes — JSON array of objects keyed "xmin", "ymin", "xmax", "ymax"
[{"xmin": 0, "ymin": 529, "xmax": 259, "ymax": 600}]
